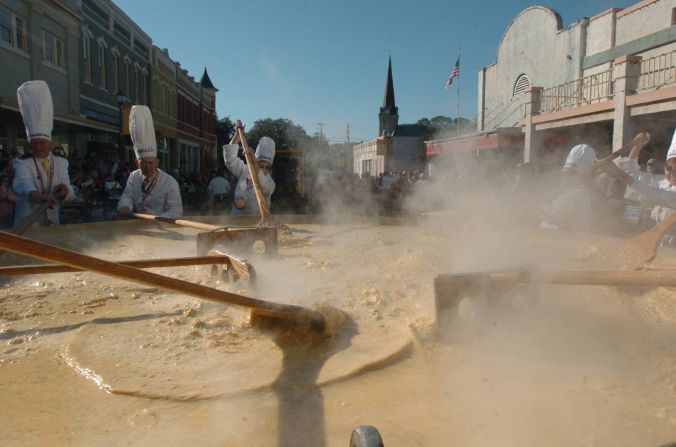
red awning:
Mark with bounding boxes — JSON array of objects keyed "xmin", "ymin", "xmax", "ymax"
[{"xmin": 426, "ymin": 132, "xmax": 524, "ymax": 156}]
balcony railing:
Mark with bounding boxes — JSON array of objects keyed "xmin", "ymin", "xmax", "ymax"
[
  {"xmin": 638, "ymin": 50, "xmax": 676, "ymax": 91},
  {"xmin": 540, "ymin": 70, "xmax": 613, "ymax": 113}
]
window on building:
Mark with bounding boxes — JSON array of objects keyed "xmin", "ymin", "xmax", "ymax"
[
  {"xmin": 98, "ymin": 43, "xmax": 107, "ymax": 89},
  {"xmin": 158, "ymin": 138, "xmax": 170, "ymax": 170},
  {"xmin": 83, "ymin": 33, "xmax": 92, "ymax": 83},
  {"xmin": 672, "ymin": 7, "xmax": 676, "ymax": 25},
  {"xmin": 113, "ymin": 22, "xmax": 130, "ymax": 45},
  {"xmin": 140, "ymin": 72, "xmax": 146, "ymax": 105},
  {"xmin": 133, "ymin": 66, "xmax": 139, "ymax": 103},
  {"xmin": 112, "ymin": 52, "xmax": 118, "ymax": 92},
  {"xmin": 1, "ymin": 8, "xmax": 26, "ymax": 51},
  {"xmin": 44, "ymin": 32, "xmax": 64, "ymax": 67},
  {"xmin": 513, "ymin": 74, "xmax": 531, "ymax": 96},
  {"xmin": 124, "ymin": 59, "xmax": 130, "ymax": 99}
]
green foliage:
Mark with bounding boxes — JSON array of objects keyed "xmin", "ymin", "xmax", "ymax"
[
  {"xmin": 245, "ymin": 118, "xmax": 310, "ymax": 151},
  {"xmin": 215, "ymin": 116, "xmax": 235, "ymax": 148}
]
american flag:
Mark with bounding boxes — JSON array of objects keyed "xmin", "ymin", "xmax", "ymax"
[{"xmin": 444, "ymin": 57, "xmax": 460, "ymax": 89}]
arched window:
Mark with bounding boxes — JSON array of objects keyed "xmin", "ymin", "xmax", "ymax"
[{"xmin": 513, "ymin": 74, "xmax": 531, "ymax": 96}]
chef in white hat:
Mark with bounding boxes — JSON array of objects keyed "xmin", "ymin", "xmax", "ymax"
[
  {"xmin": 117, "ymin": 106, "xmax": 182, "ymax": 218},
  {"xmin": 12, "ymin": 80, "xmax": 74, "ymax": 229},
  {"xmin": 223, "ymin": 134, "xmax": 276, "ymax": 215},
  {"xmin": 540, "ymin": 144, "xmax": 598, "ymax": 231}
]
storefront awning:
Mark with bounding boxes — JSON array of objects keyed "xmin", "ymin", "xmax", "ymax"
[{"xmin": 426, "ymin": 131, "xmax": 524, "ymax": 156}]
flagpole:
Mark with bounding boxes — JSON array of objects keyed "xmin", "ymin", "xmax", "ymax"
[{"xmin": 456, "ymin": 46, "xmax": 460, "ymax": 137}]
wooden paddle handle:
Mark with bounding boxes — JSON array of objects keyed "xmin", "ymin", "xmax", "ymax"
[
  {"xmin": 235, "ymin": 121, "xmax": 272, "ymax": 221},
  {"xmin": 0, "ymin": 231, "xmax": 325, "ymax": 331},
  {"xmin": 13, "ymin": 200, "xmax": 53, "ymax": 235},
  {"xmin": 489, "ymin": 269, "xmax": 676, "ymax": 286},
  {"xmin": 0, "ymin": 255, "xmax": 232, "ymax": 276},
  {"xmin": 132, "ymin": 213, "xmax": 220, "ymax": 231}
]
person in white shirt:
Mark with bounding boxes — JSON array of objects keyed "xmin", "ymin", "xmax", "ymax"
[
  {"xmin": 206, "ymin": 167, "xmax": 232, "ymax": 213},
  {"xmin": 610, "ymin": 130, "xmax": 676, "ymax": 230},
  {"xmin": 12, "ymin": 81, "xmax": 74, "ymax": 229},
  {"xmin": 223, "ymin": 134, "xmax": 275, "ymax": 215},
  {"xmin": 117, "ymin": 106, "xmax": 182, "ymax": 218},
  {"xmin": 540, "ymin": 144, "xmax": 597, "ymax": 231}
]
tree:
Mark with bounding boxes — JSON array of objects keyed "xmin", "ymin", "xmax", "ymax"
[
  {"xmin": 246, "ymin": 118, "xmax": 311, "ymax": 151},
  {"xmin": 215, "ymin": 116, "xmax": 235, "ymax": 148}
]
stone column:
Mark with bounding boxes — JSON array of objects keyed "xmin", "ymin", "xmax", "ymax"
[
  {"xmin": 612, "ymin": 55, "xmax": 641, "ymax": 151},
  {"xmin": 523, "ymin": 87, "xmax": 543, "ymax": 163}
]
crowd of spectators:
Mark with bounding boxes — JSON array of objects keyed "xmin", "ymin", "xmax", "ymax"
[{"xmin": 310, "ymin": 169, "xmax": 429, "ymax": 216}]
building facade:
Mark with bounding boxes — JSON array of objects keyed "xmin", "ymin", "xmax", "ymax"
[
  {"xmin": 429, "ymin": 0, "xmax": 676, "ymax": 174},
  {"xmin": 150, "ymin": 46, "xmax": 177, "ymax": 171},
  {"xmin": 0, "ymin": 0, "xmax": 81, "ymax": 154},
  {"xmin": 79, "ymin": 0, "xmax": 151, "ymax": 162},
  {"xmin": 0, "ymin": 0, "xmax": 216, "ymax": 173}
]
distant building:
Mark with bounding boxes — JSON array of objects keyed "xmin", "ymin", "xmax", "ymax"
[
  {"xmin": 0, "ymin": 0, "xmax": 215, "ymax": 171},
  {"xmin": 79, "ymin": 0, "xmax": 151, "ymax": 162},
  {"xmin": 151, "ymin": 46, "xmax": 177, "ymax": 171},
  {"xmin": 353, "ymin": 57, "xmax": 427, "ymax": 177},
  {"xmin": 0, "ymin": 0, "xmax": 81, "ymax": 154},
  {"xmin": 428, "ymin": 0, "xmax": 676, "ymax": 175}
]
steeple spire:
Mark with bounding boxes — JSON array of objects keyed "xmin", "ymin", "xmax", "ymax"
[
  {"xmin": 379, "ymin": 55, "xmax": 398, "ymax": 136},
  {"xmin": 382, "ymin": 56, "xmax": 396, "ymax": 112}
]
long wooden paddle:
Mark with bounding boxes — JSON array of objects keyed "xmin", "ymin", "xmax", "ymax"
[
  {"xmin": 12, "ymin": 200, "xmax": 53, "ymax": 235},
  {"xmin": 132, "ymin": 212, "xmax": 221, "ymax": 231},
  {"xmin": 0, "ymin": 231, "xmax": 325, "ymax": 332},
  {"xmin": 235, "ymin": 121, "xmax": 276, "ymax": 226},
  {"xmin": 0, "ymin": 254, "xmax": 232, "ymax": 276}
]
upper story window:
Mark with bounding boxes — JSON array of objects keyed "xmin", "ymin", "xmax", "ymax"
[
  {"xmin": 163, "ymin": 84, "xmax": 169, "ymax": 114},
  {"xmin": 1, "ymin": 8, "xmax": 26, "ymax": 51},
  {"xmin": 111, "ymin": 51, "xmax": 119, "ymax": 92},
  {"xmin": 98, "ymin": 41, "xmax": 107, "ymax": 89},
  {"xmin": 113, "ymin": 22, "xmax": 130, "ymax": 45},
  {"xmin": 124, "ymin": 58, "xmax": 130, "ymax": 99},
  {"xmin": 513, "ymin": 74, "xmax": 531, "ymax": 96},
  {"xmin": 82, "ymin": 0, "xmax": 109, "ymax": 29},
  {"xmin": 133, "ymin": 65, "xmax": 139, "ymax": 103},
  {"xmin": 83, "ymin": 31, "xmax": 92, "ymax": 83},
  {"xmin": 44, "ymin": 32, "xmax": 64, "ymax": 67}
]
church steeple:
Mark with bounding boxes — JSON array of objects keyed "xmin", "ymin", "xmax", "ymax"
[{"xmin": 379, "ymin": 56, "xmax": 398, "ymax": 136}]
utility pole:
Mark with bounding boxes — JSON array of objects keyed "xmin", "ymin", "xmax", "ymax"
[
  {"xmin": 317, "ymin": 122, "xmax": 326, "ymax": 139},
  {"xmin": 346, "ymin": 124, "xmax": 350, "ymax": 143}
]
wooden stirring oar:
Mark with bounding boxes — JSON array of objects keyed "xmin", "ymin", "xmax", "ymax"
[
  {"xmin": 235, "ymin": 121, "xmax": 291, "ymax": 231},
  {"xmin": 12, "ymin": 197, "xmax": 58, "ymax": 235},
  {"xmin": 132, "ymin": 213, "xmax": 222, "ymax": 231},
  {"xmin": 0, "ymin": 231, "xmax": 325, "ymax": 332},
  {"xmin": 608, "ymin": 212, "xmax": 676, "ymax": 270},
  {"xmin": 0, "ymin": 254, "xmax": 232, "ymax": 276}
]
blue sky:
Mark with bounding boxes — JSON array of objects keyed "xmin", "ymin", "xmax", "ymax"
[{"xmin": 114, "ymin": 0, "xmax": 637, "ymax": 143}]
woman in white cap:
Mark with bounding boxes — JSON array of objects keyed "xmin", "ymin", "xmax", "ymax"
[
  {"xmin": 222, "ymin": 134, "xmax": 275, "ymax": 215},
  {"xmin": 540, "ymin": 144, "xmax": 598, "ymax": 231},
  {"xmin": 12, "ymin": 80, "xmax": 74, "ymax": 229},
  {"xmin": 117, "ymin": 106, "xmax": 182, "ymax": 218}
]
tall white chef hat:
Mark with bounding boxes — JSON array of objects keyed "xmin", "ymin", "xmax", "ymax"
[
  {"xmin": 129, "ymin": 105, "xmax": 157, "ymax": 159},
  {"xmin": 255, "ymin": 136, "xmax": 275, "ymax": 165},
  {"xmin": 564, "ymin": 144, "xmax": 597, "ymax": 172},
  {"xmin": 17, "ymin": 80, "xmax": 53, "ymax": 142},
  {"xmin": 666, "ymin": 128, "xmax": 676, "ymax": 161}
]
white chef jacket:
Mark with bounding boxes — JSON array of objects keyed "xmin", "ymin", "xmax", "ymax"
[
  {"xmin": 223, "ymin": 144, "xmax": 275, "ymax": 215},
  {"xmin": 616, "ymin": 158, "xmax": 676, "ymax": 212},
  {"xmin": 117, "ymin": 168, "xmax": 182, "ymax": 218},
  {"xmin": 12, "ymin": 153, "xmax": 74, "ymax": 229}
]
